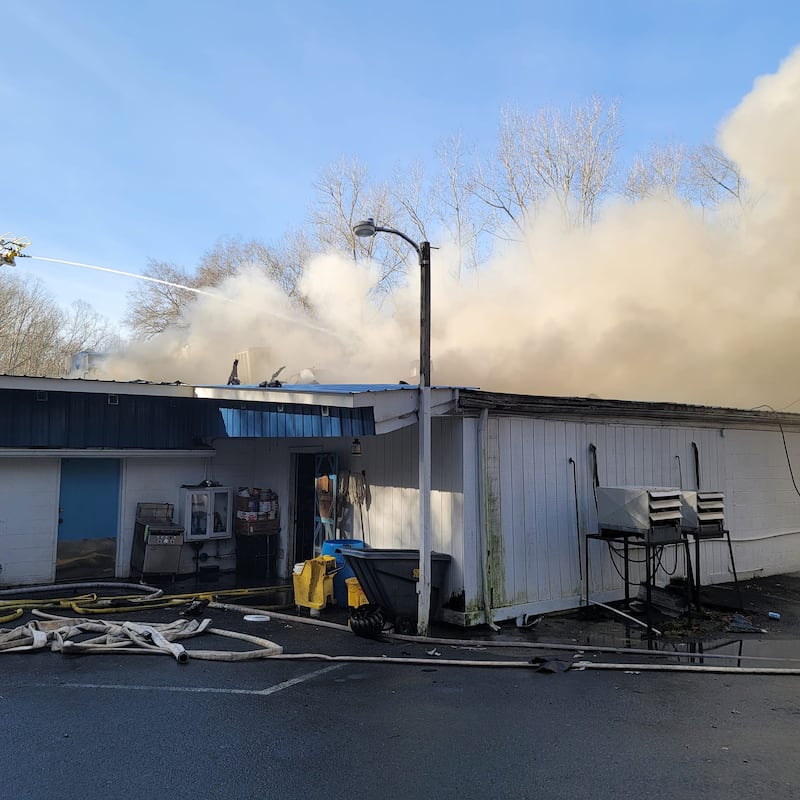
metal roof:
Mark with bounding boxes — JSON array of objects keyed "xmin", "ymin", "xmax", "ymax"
[
  {"xmin": 196, "ymin": 383, "xmax": 422, "ymax": 393},
  {"xmin": 1, "ymin": 374, "xmax": 797, "ymax": 442},
  {"xmin": 456, "ymin": 390, "xmax": 800, "ymax": 430}
]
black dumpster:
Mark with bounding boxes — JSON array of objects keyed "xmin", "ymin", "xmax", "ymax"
[{"xmin": 342, "ymin": 549, "xmax": 451, "ymax": 625}]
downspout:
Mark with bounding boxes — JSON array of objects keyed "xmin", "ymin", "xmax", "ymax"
[{"xmin": 477, "ymin": 409, "xmax": 499, "ymax": 631}]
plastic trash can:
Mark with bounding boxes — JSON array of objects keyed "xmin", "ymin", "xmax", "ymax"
[
  {"xmin": 321, "ymin": 538, "xmax": 367, "ymax": 606},
  {"xmin": 341, "ymin": 549, "xmax": 451, "ymax": 624}
]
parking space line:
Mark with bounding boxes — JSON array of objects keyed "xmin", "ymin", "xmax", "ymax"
[
  {"xmin": 255, "ymin": 664, "xmax": 343, "ymax": 695},
  {"xmin": 32, "ymin": 664, "xmax": 344, "ymax": 696}
]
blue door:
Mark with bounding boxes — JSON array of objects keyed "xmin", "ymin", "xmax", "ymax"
[{"xmin": 56, "ymin": 458, "xmax": 121, "ymax": 581}]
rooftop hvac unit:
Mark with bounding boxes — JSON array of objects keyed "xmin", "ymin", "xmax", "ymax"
[
  {"xmin": 596, "ymin": 487, "xmax": 684, "ymax": 543},
  {"xmin": 681, "ymin": 491, "xmax": 726, "ymax": 538}
]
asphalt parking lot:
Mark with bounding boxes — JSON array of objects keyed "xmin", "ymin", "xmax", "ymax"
[{"xmin": 2, "ymin": 576, "xmax": 800, "ymax": 799}]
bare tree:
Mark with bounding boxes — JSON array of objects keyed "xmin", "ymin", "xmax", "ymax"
[
  {"xmin": 312, "ymin": 157, "xmax": 372, "ymax": 256},
  {"xmin": 311, "ymin": 157, "xmax": 406, "ymax": 293},
  {"xmin": 574, "ymin": 97, "xmax": 621, "ymax": 223},
  {"xmin": 276, "ymin": 227, "xmax": 314, "ymax": 311},
  {"xmin": 690, "ymin": 143, "xmax": 747, "ymax": 208},
  {"xmin": 196, "ymin": 235, "xmax": 308, "ymax": 307},
  {"xmin": 59, "ymin": 300, "xmax": 120, "ymax": 361},
  {"xmin": 390, "ymin": 159, "xmax": 434, "ymax": 242},
  {"xmin": 471, "ymin": 106, "xmax": 542, "ymax": 240},
  {"xmin": 473, "ymin": 97, "xmax": 621, "ymax": 234},
  {"xmin": 0, "ymin": 272, "xmax": 117, "ymax": 376},
  {"xmin": 0, "ymin": 273, "xmax": 62, "ymax": 374},
  {"xmin": 624, "ymin": 141, "xmax": 749, "ymax": 216},
  {"xmin": 123, "ymin": 259, "xmax": 197, "ymax": 340},
  {"xmin": 432, "ymin": 133, "xmax": 489, "ymax": 278},
  {"xmin": 624, "ymin": 143, "xmax": 694, "ymax": 203}
]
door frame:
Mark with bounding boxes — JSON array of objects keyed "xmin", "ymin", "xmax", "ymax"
[{"xmin": 56, "ymin": 457, "xmax": 125, "ymax": 581}]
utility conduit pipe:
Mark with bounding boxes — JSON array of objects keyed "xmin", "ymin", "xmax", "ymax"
[
  {"xmin": 214, "ymin": 601, "xmax": 800, "ymax": 665},
  {"xmin": 268, "ymin": 653, "xmax": 550, "ymax": 668},
  {"xmin": 573, "ymin": 661, "xmax": 800, "ymax": 675},
  {"xmin": 210, "ymin": 601, "xmax": 352, "ymax": 632},
  {"xmin": 382, "ymin": 633, "xmax": 800, "ymax": 664}
]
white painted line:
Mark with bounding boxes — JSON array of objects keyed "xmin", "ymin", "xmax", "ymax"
[
  {"xmin": 255, "ymin": 665, "xmax": 343, "ymax": 695},
  {"xmin": 31, "ymin": 665, "xmax": 343, "ymax": 697}
]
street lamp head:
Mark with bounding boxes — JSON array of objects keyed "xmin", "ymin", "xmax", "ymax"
[{"xmin": 353, "ymin": 218, "xmax": 377, "ymax": 238}]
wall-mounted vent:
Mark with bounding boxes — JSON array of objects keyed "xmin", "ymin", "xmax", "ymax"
[
  {"xmin": 35, "ymin": 391, "xmax": 48, "ymax": 402},
  {"xmin": 107, "ymin": 394, "xmax": 119, "ymax": 406},
  {"xmin": 321, "ymin": 406, "xmax": 330, "ymax": 417}
]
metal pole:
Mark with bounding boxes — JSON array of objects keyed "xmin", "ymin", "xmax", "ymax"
[
  {"xmin": 419, "ymin": 241, "xmax": 431, "ymax": 388},
  {"xmin": 353, "ymin": 220, "xmax": 434, "ymax": 636},
  {"xmin": 417, "ymin": 241, "xmax": 432, "ymax": 635}
]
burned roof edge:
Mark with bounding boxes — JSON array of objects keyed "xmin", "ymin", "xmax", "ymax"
[{"xmin": 456, "ymin": 389, "xmax": 800, "ymax": 429}]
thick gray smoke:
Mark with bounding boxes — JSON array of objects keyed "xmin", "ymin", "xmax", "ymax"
[{"xmin": 103, "ymin": 48, "xmax": 800, "ymax": 411}]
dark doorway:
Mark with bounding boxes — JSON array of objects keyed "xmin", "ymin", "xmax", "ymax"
[{"xmin": 294, "ymin": 454, "xmax": 317, "ymax": 563}]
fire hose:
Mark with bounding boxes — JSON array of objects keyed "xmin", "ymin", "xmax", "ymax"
[{"xmin": 0, "ymin": 611, "xmax": 283, "ymax": 662}]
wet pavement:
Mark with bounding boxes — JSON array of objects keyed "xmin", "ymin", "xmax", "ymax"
[
  {"xmin": 4, "ymin": 568, "xmax": 800, "ymax": 675},
  {"xmin": 2, "ymin": 572, "xmax": 800, "ymax": 798}
]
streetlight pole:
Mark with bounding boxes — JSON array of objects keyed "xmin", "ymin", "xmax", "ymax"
[{"xmin": 353, "ymin": 218, "xmax": 433, "ymax": 635}]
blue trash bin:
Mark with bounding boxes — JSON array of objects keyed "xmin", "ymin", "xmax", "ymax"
[{"xmin": 321, "ymin": 539, "xmax": 367, "ymax": 606}]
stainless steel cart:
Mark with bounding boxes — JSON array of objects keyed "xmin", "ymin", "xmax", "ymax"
[{"xmin": 130, "ymin": 502, "xmax": 185, "ymax": 576}]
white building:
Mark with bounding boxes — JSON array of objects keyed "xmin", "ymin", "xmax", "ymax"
[{"xmin": 1, "ymin": 374, "xmax": 799, "ymax": 626}]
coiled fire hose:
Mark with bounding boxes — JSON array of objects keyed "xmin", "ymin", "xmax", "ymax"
[{"xmin": 0, "ymin": 611, "xmax": 283, "ymax": 662}]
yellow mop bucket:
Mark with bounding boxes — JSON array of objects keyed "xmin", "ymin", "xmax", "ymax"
[
  {"xmin": 345, "ymin": 577, "xmax": 369, "ymax": 608},
  {"xmin": 292, "ymin": 555, "xmax": 337, "ymax": 610}
]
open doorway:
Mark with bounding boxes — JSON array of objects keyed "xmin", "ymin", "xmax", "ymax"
[
  {"xmin": 292, "ymin": 452, "xmax": 339, "ymax": 563},
  {"xmin": 293, "ymin": 453, "xmax": 316, "ymax": 563}
]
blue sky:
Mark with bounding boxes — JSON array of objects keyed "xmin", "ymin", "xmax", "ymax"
[{"xmin": 2, "ymin": 1, "xmax": 799, "ymax": 330}]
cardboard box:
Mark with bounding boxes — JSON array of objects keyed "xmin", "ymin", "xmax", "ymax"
[
  {"xmin": 235, "ymin": 519, "xmax": 280, "ymax": 536},
  {"xmin": 235, "ymin": 496, "xmax": 256, "ymax": 513}
]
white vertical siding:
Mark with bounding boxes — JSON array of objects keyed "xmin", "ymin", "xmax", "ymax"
[
  {"xmin": 6, "ymin": 407, "xmax": 800, "ymax": 622},
  {"xmin": 0, "ymin": 459, "xmax": 60, "ymax": 585},
  {"xmin": 459, "ymin": 418, "xmax": 482, "ymax": 614},
  {"xmin": 482, "ymin": 417, "xmax": 733, "ymax": 620},
  {"xmin": 719, "ymin": 427, "xmax": 800, "ymax": 580},
  {"xmin": 352, "ymin": 419, "xmax": 464, "ymax": 604}
]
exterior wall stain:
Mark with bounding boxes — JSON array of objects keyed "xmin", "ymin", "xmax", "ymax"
[{"xmin": 485, "ymin": 469, "xmax": 506, "ymax": 610}]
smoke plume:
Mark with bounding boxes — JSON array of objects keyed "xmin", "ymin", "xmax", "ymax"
[{"xmin": 103, "ymin": 48, "xmax": 800, "ymax": 411}]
